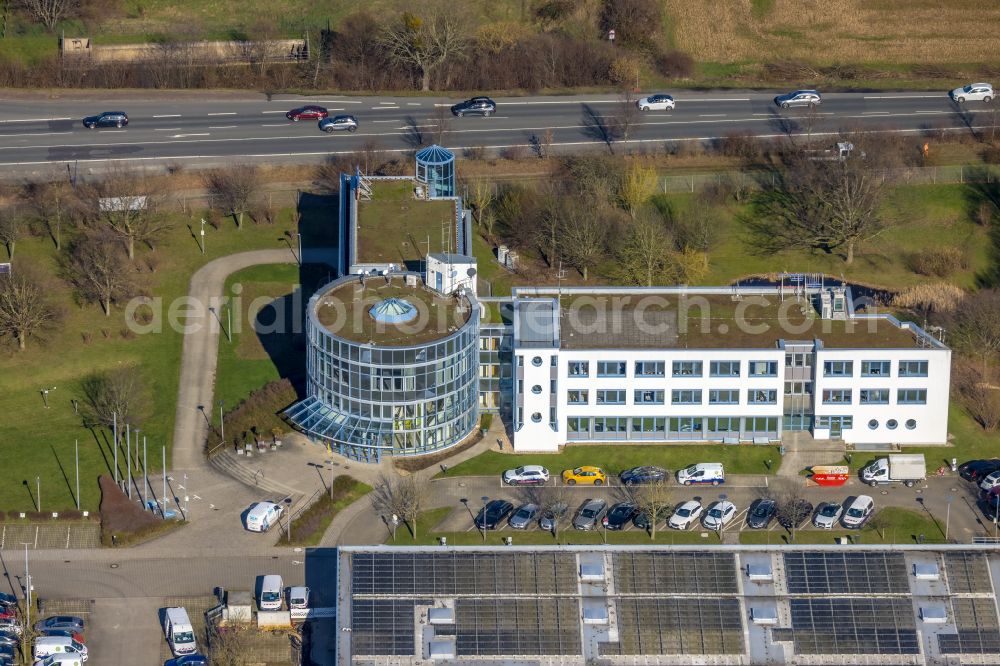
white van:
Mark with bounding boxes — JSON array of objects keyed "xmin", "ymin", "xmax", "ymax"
[
  {"xmin": 33, "ymin": 655, "xmax": 84, "ymax": 666},
  {"xmin": 677, "ymin": 463, "xmax": 725, "ymax": 486},
  {"xmin": 259, "ymin": 575, "xmax": 284, "ymax": 611},
  {"xmin": 33, "ymin": 637, "xmax": 88, "ymax": 662},
  {"xmin": 246, "ymin": 501, "xmax": 283, "ymax": 532},
  {"xmin": 163, "ymin": 607, "xmax": 197, "ymax": 656}
]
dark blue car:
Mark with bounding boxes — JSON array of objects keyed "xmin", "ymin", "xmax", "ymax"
[
  {"xmin": 620, "ymin": 466, "xmax": 667, "ymax": 485},
  {"xmin": 165, "ymin": 655, "xmax": 209, "ymax": 666}
]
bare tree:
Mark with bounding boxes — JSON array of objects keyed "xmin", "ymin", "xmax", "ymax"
[
  {"xmin": 613, "ymin": 89, "xmax": 641, "ymax": 145},
  {"xmin": 82, "ymin": 168, "xmax": 169, "ymax": 259},
  {"xmin": 948, "ymin": 289, "xmax": 1000, "ymax": 373},
  {"xmin": 370, "ymin": 472, "xmax": 431, "ymax": 539},
  {"xmin": 79, "ymin": 365, "xmax": 150, "ymax": 429},
  {"xmin": 614, "ymin": 208, "xmax": 674, "ymax": 286},
  {"xmin": 24, "ymin": 180, "xmax": 73, "ymax": 250},
  {"xmin": 18, "ymin": 0, "xmax": 82, "ymax": 31},
  {"xmin": 520, "ymin": 484, "xmax": 572, "ymax": 538},
  {"xmin": 67, "ymin": 233, "xmax": 138, "ymax": 316},
  {"xmin": 630, "ymin": 481, "xmax": 673, "ymax": 540},
  {"xmin": 771, "ymin": 478, "xmax": 809, "ymax": 543},
  {"xmin": 560, "ymin": 202, "xmax": 607, "ymax": 281},
  {"xmin": 465, "ymin": 177, "xmax": 496, "ymax": 241},
  {"xmin": 380, "ymin": 9, "xmax": 469, "ymax": 91},
  {"xmin": 0, "ymin": 212, "xmax": 23, "ymax": 259},
  {"xmin": 616, "ymin": 160, "xmax": 658, "ymax": 218},
  {"xmin": 866, "ymin": 509, "xmax": 892, "ymax": 541},
  {"xmin": 208, "ymin": 622, "xmax": 255, "ymax": 666},
  {"xmin": 428, "ymin": 105, "xmax": 453, "ymax": 146},
  {"xmin": 952, "ymin": 360, "xmax": 1000, "ymax": 431},
  {"xmin": 0, "ymin": 267, "xmax": 60, "ymax": 350},
  {"xmin": 204, "ymin": 166, "xmax": 260, "ymax": 229}
]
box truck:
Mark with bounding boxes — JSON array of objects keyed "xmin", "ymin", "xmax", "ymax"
[{"xmin": 860, "ymin": 454, "xmax": 926, "ymax": 487}]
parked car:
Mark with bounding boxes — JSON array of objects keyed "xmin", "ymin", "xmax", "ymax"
[
  {"xmin": 82, "ymin": 111, "xmax": 128, "ymax": 129},
  {"xmin": 288, "ymin": 586, "xmax": 310, "ymax": 611},
  {"xmin": 539, "ymin": 502, "xmax": 568, "ymax": 531},
  {"xmin": 602, "ymin": 503, "xmax": 637, "ymax": 530},
  {"xmin": 746, "ymin": 498, "xmax": 777, "ymax": 529},
  {"xmin": 702, "ymin": 501, "xmax": 737, "ymax": 530},
  {"xmin": 475, "ymin": 500, "xmax": 514, "ymax": 530},
  {"xmin": 620, "ymin": 466, "xmax": 667, "ymax": 485},
  {"xmin": 0, "ymin": 609, "xmax": 14, "ymax": 620},
  {"xmin": 950, "ymin": 83, "xmax": 993, "ymax": 103},
  {"xmin": 981, "ymin": 471, "xmax": 1000, "ymax": 493},
  {"xmin": 636, "ymin": 94, "xmax": 675, "ymax": 111},
  {"xmin": 164, "ymin": 656, "xmax": 209, "ymax": 666},
  {"xmin": 562, "ymin": 466, "xmax": 607, "ymax": 486},
  {"xmin": 503, "ymin": 465, "xmax": 550, "ymax": 486},
  {"xmin": 813, "ymin": 502, "xmax": 844, "ymax": 529},
  {"xmin": 632, "ymin": 506, "xmax": 669, "ymax": 530},
  {"xmin": 0, "ymin": 633, "xmax": 16, "ymax": 647},
  {"xmin": 286, "ymin": 105, "xmax": 328, "ymax": 121},
  {"xmin": 960, "ymin": 459, "xmax": 1000, "ymax": 482},
  {"xmin": 0, "ymin": 593, "xmax": 17, "ymax": 608},
  {"xmin": 245, "ymin": 501, "xmax": 284, "ymax": 532},
  {"xmin": 450, "ymin": 97, "xmax": 496, "ymax": 117},
  {"xmin": 33, "ymin": 656, "xmax": 84, "ymax": 666},
  {"xmin": 677, "ymin": 463, "xmax": 724, "ymax": 486},
  {"xmin": 778, "ymin": 500, "xmax": 814, "ymax": 530},
  {"xmin": 842, "ymin": 495, "xmax": 875, "ymax": 529},
  {"xmin": 39, "ymin": 630, "xmax": 85, "ymax": 644},
  {"xmin": 32, "ymin": 636, "xmax": 88, "ymax": 662},
  {"xmin": 572, "ymin": 499, "xmax": 607, "ymax": 530},
  {"xmin": 0, "ymin": 619, "xmax": 20, "ymax": 636},
  {"xmin": 508, "ymin": 503, "xmax": 540, "ymax": 529},
  {"xmin": 35, "ymin": 617, "xmax": 84, "ymax": 634},
  {"xmin": 668, "ymin": 500, "xmax": 703, "ymax": 530},
  {"xmin": 774, "ymin": 90, "xmax": 821, "ymax": 109},
  {"xmin": 319, "ymin": 115, "xmax": 358, "ymax": 133}
]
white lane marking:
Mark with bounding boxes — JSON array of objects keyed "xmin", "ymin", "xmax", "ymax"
[
  {"xmin": 153, "ymin": 114, "xmax": 182, "ymax": 118},
  {"xmin": 154, "ymin": 128, "xmax": 183, "ymax": 131},
  {"xmin": 371, "ymin": 106, "xmax": 398, "ymax": 110},
  {"xmin": 435, "ymin": 98, "xmax": 753, "ymax": 106},
  {"xmin": 261, "ymin": 110, "xmax": 288, "ymax": 114},
  {"xmin": 170, "ymin": 133, "xmax": 210, "ymax": 138},
  {"xmin": 395, "ymin": 124, "xmax": 439, "ymax": 130},
  {"xmin": 915, "ymin": 110, "xmax": 942, "ymax": 114},
  {"xmin": 372, "ymin": 120, "xmax": 399, "ymax": 123},
  {"xmin": 699, "ymin": 114, "xmax": 727, "ymax": 117},
  {"xmin": 0, "ymin": 131, "xmax": 73, "ymax": 137},
  {"xmin": 279, "ymin": 99, "xmax": 363, "ymax": 104},
  {"xmin": 864, "ymin": 94, "xmax": 945, "ymax": 99},
  {"xmin": 0, "ymin": 117, "xmax": 71, "ymax": 123},
  {"xmin": 862, "ymin": 111, "xmax": 890, "ymax": 115},
  {"xmin": 209, "ymin": 125, "xmax": 238, "ymax": 129},
  {"xmin": 675, "ymin": 98, "xmax": 751, "ymax": 103},
  {"xmin": 379, "ymin": 101, "xmax": 397, "ymax": 105},
  {"xmin": 206, "ymin": 112, "xmax": 237, "ymax": 116},
  {"xmin": 261, "ymin": 123, "xmax": 288, "ymax": 127},
  {"xmin": 406, "ymin": 103, "xmax": 421, "ymax": 106}
]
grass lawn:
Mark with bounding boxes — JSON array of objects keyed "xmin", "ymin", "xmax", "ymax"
[
  {"xmin": 0, "ymin": 211, "xmax": 299, "ymax": 512},
  {"xmin": 280, "ymin": 476, "xmax": 371, "ymax": 547},
  {"xmin": 437, "ymin": 444, "xmax": 781, "ymax": 480},
  {"xmin": 740, "ymin": 507, "xmax": 947, "ymax": 546},
  {"xmin": 356, "ymin": 180, "xmax": 456, "ymax": 269}
]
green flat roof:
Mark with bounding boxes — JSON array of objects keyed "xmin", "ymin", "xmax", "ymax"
[{"xmin": 356, "ymin": 180, "xmax": 457, "ymax": 269}]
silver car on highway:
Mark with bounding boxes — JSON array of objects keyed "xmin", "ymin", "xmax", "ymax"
[{"xmin": 950, "ymin": 83, "xmax": 993, "ymax": 103}]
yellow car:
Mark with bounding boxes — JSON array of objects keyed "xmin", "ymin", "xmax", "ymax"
[{"xmin": 562, "ymin": 466, "xmax": 607, "ymax": 486}]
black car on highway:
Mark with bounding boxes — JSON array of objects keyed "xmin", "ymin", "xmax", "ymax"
[
  {"xmin": 451, "ymin": 96, "xmax": 496, "ymax": 117},
  {"xmin": 475, "ymin": 500, "xmax": 513, "ymax": 530},
  {"xmin": 746, "ymin": 498, "xmax": 777, "ymax": 529},
  {"xmin": 82, "ymin": 111, "xmax": 128, "ymax": 129},
  {"xmin": 960, "ymin": 459, "xmax": 1000, "ymax": 482},
  {"xmin": 603, "ymin": 502, "xmax": 638, "ymax": 530},
  {"xmin": 620, "ymin": 466, "xmax": 667, "ymax": 485}
]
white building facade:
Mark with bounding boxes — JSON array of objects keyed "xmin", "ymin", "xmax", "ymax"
[{"xmin": 511, "ymin": 287, "xmax": 950, "ymax": 452}]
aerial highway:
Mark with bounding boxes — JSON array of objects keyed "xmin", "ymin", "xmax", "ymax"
[{"xmin": 0, "ymin": 90, "xmax": 993, "ymax": 174}]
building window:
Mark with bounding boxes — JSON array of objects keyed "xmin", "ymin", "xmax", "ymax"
[
  {"xmin": 749, "ymin": 360, "xmax": 778, "ymax": 377},
  {"xmin": 860, "ymin": 389, "xmax": 890, "ymax": 404},
  {"xmin": 899, "ymin": 360, "xmax": 929, "ymax": 377},
  {"xmin": 746, "ymin": 416, "xmax": 778, "ymax": 433},
  {"xmin": 707, "ymin": 417, "xmax": 740, "ymax": 433},
  {"xmin": 597, "ymin": 389, "xmax": 626, "ymax": 405},
  {"xmin": 634, "ymin": 389, "xmax": 665, "ymax": 405},
  {"xmin": 897, "ymin": 388, "xmax": 927, "ymax": 404},
  {"xmin": 861, "ymin": 360, "xmax": 891, "ymax": 377},
  {"xmin": 531, "ymin": 412, "xmax": 542, "ymax": 422},
  {"xmin": 531, "ymin": 385, "xmax": 542, "ymax": 395},
  {"xmin": 531, "ymin": 356, "xmax": 543, "ymax": 367},
  {"xmin": 567, "ymin": 389, "xmax": 588, "ymax": 405},
  {"xmin": 672, "ymin": 361, "xmax": 703, "ymax": 377},
  {"xmin": 748, "ymin": 389, "xmax": 778, "ymax": 405},
  {"xmin": 784, "ymin": 381, "xmax": 813, "ymax": 395},
  {"xmin": 669, "ymin": 417, "xmax": 703, "ymax": 433},
  {"xmin": 671, "ymin": 389, "xmax": 702, "ymax": 405},
  {"xmin": 905, "ymin": 419, "xmax": 917, "ymax": 430},
  {"xmin": 785, "ymin": 353, "xmax": 812, "ymax": 367},
  {"xmin": 816, "ymin": 415, "xmax": 853, "ymax": 430},
  {"xmin": 597, "ymin": 361, "xmax": 626, "ymax": 377},
  {"xmin": 822, "ymin": 389, "xmax": 852, "ymax": 404},
  {"xmin": 635, "ymin": 361, "xmax": 665, "ymax": 377},
  {"xmin": 709, "ymin": 389, "xmax": 739, "ymax": 405},
  {"xmin": 823, "ymin": 361, "xmax": 853, "ymax": 377},
  {"xmin": 631, "ymin": 417, "xmax": 666, "ymax": 433},
  {"xmin": 568, "ymin": 361, "xmax": 590, "ymax": 377},
  {"xmin": 594, "ymin": 417, "xmax": 627, "ymax": 433},
  {"xmin": 868, "ymin": 419, "xmax": 879, "ymax": 430},
  {"xmin": 710, "ymin": 360, "xmax": 741, "ymax": 377},
  {"xmin": 568, "ymin": 417, "xmax": 590, "ymax": 433},
  {"xmin": 887, "ymin": 419, "xmax": 898, "ymax": 430}
]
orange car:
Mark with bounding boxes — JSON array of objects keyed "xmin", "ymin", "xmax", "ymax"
[{"xmin": 562, "ymin": 466, "xmax": 607, "ymax": 486}]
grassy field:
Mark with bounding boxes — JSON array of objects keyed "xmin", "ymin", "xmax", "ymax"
[
  {"xmin": 740, "ymin": 507, "xmax": 947, "ymax": 545},
  {"xmin": 0, "ymin": 211, "xmax": 299, "ymax": 512},
  {"xmin": 437, "ymin": 444, "xmax": 780, "ymax": 480}
]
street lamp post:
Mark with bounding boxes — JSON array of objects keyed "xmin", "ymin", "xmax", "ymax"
[
  {"xmin": 481, "ymin": 496, "xmax": 489, "ymax": 543},
  {"xmin": 199, "ymin": 218, "xmax": 206, "ymax": 254},
  {"xmin": 36, "ymin": 476, "xmax": 40, "ymax": 513},
  {"xmin": 40, "ymin": 386, "xmax": 56, "ymax": 408},
  {"xmin": 945, "ymin": 495, "xmax": 953, "ymax": 542},
  {"xmin": 219, "ymin": 400, "xmax": 226, "ymax": 446},
  {"xmin": 21, "ymin": 543, "xmax": 32, "ymax": 629}
]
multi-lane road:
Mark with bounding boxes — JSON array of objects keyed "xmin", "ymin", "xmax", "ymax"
[{"xmin": 0, "ymin": 90, "xmax": 995, "ymax": 174}]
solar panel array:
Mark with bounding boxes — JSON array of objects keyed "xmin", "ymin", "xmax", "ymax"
[
  {"xmin": 351, "ymin": 599, "xmax": 423, "ymax": 656},
  {"xmin": 787, "ymin": 598, "xmax": 919, "ymax": 655},
  {"xmin": 784, "ymin": 552, "xmax": 908, "ymax": 594},
  {"xmin": 614, "ymin": 552, "xmax": 738, "ymax": 594},
  {"xmin": 601, "ymin": 598, "xmax": 744, "ymax": 656},
  {"xmin": 351, "ymin": 551, "xmax": 577, "ymax": 596},
  {"xmin": 943, "ymin": 552, "xmax": 993, "ymax": 594},
  {"xmin": 455, "ymin": 598, "xmax": 581, "ymax": 656},
  {"xmin": 938, "ymin": 598, "xmax": 1000, "ymax": 654}
]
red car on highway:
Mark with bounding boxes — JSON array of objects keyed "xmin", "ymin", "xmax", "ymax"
[{"xmin": 286, "ymin": 105, "xmax": 328, "ymax": 121}]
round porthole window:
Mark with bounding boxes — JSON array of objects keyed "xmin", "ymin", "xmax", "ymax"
[
  {"xmin": 868, "ymin": 419, "xmax": 879, "ymax": 430},
  {"xmin": 887, "ymin": 419, "xmax": 898, "ymax": 430},
  {"xmin": 905, "ymin": 419, "xmax": 917, "ymax": 430},
  {"xmin": 531, "ymin": 385, "xmax": 542, "ymax": 394},
  {"xmin": 531, "ymin": 356, "xmax": 543, "ymax": 367},
  {"xmin": 531, "ymin": 412, "xmax": 543, "ymax": 423}
]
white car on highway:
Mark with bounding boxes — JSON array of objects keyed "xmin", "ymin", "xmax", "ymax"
[
  {"xmin": 668, "ymin": 500, "xmax": 702, "ymax": 530},
  {"xmin": 950, "ymin": 82, "xmax": 993, "ymax": 103},
  {"xmin": 636, "ymin": 94, "xmax": 675, "ymax": 111},
  {"xmin": 702, "ymin": 501, "xmax": 737, "ymax": 530}
]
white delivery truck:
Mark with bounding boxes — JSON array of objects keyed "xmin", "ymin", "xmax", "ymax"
[
  {"xmin": 163, "ymin": 607, "xmax": 198, "ymax": 656},
  {"xmin": 860, "ymin": 454, "xmax": 926, "ymax": 487}
]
